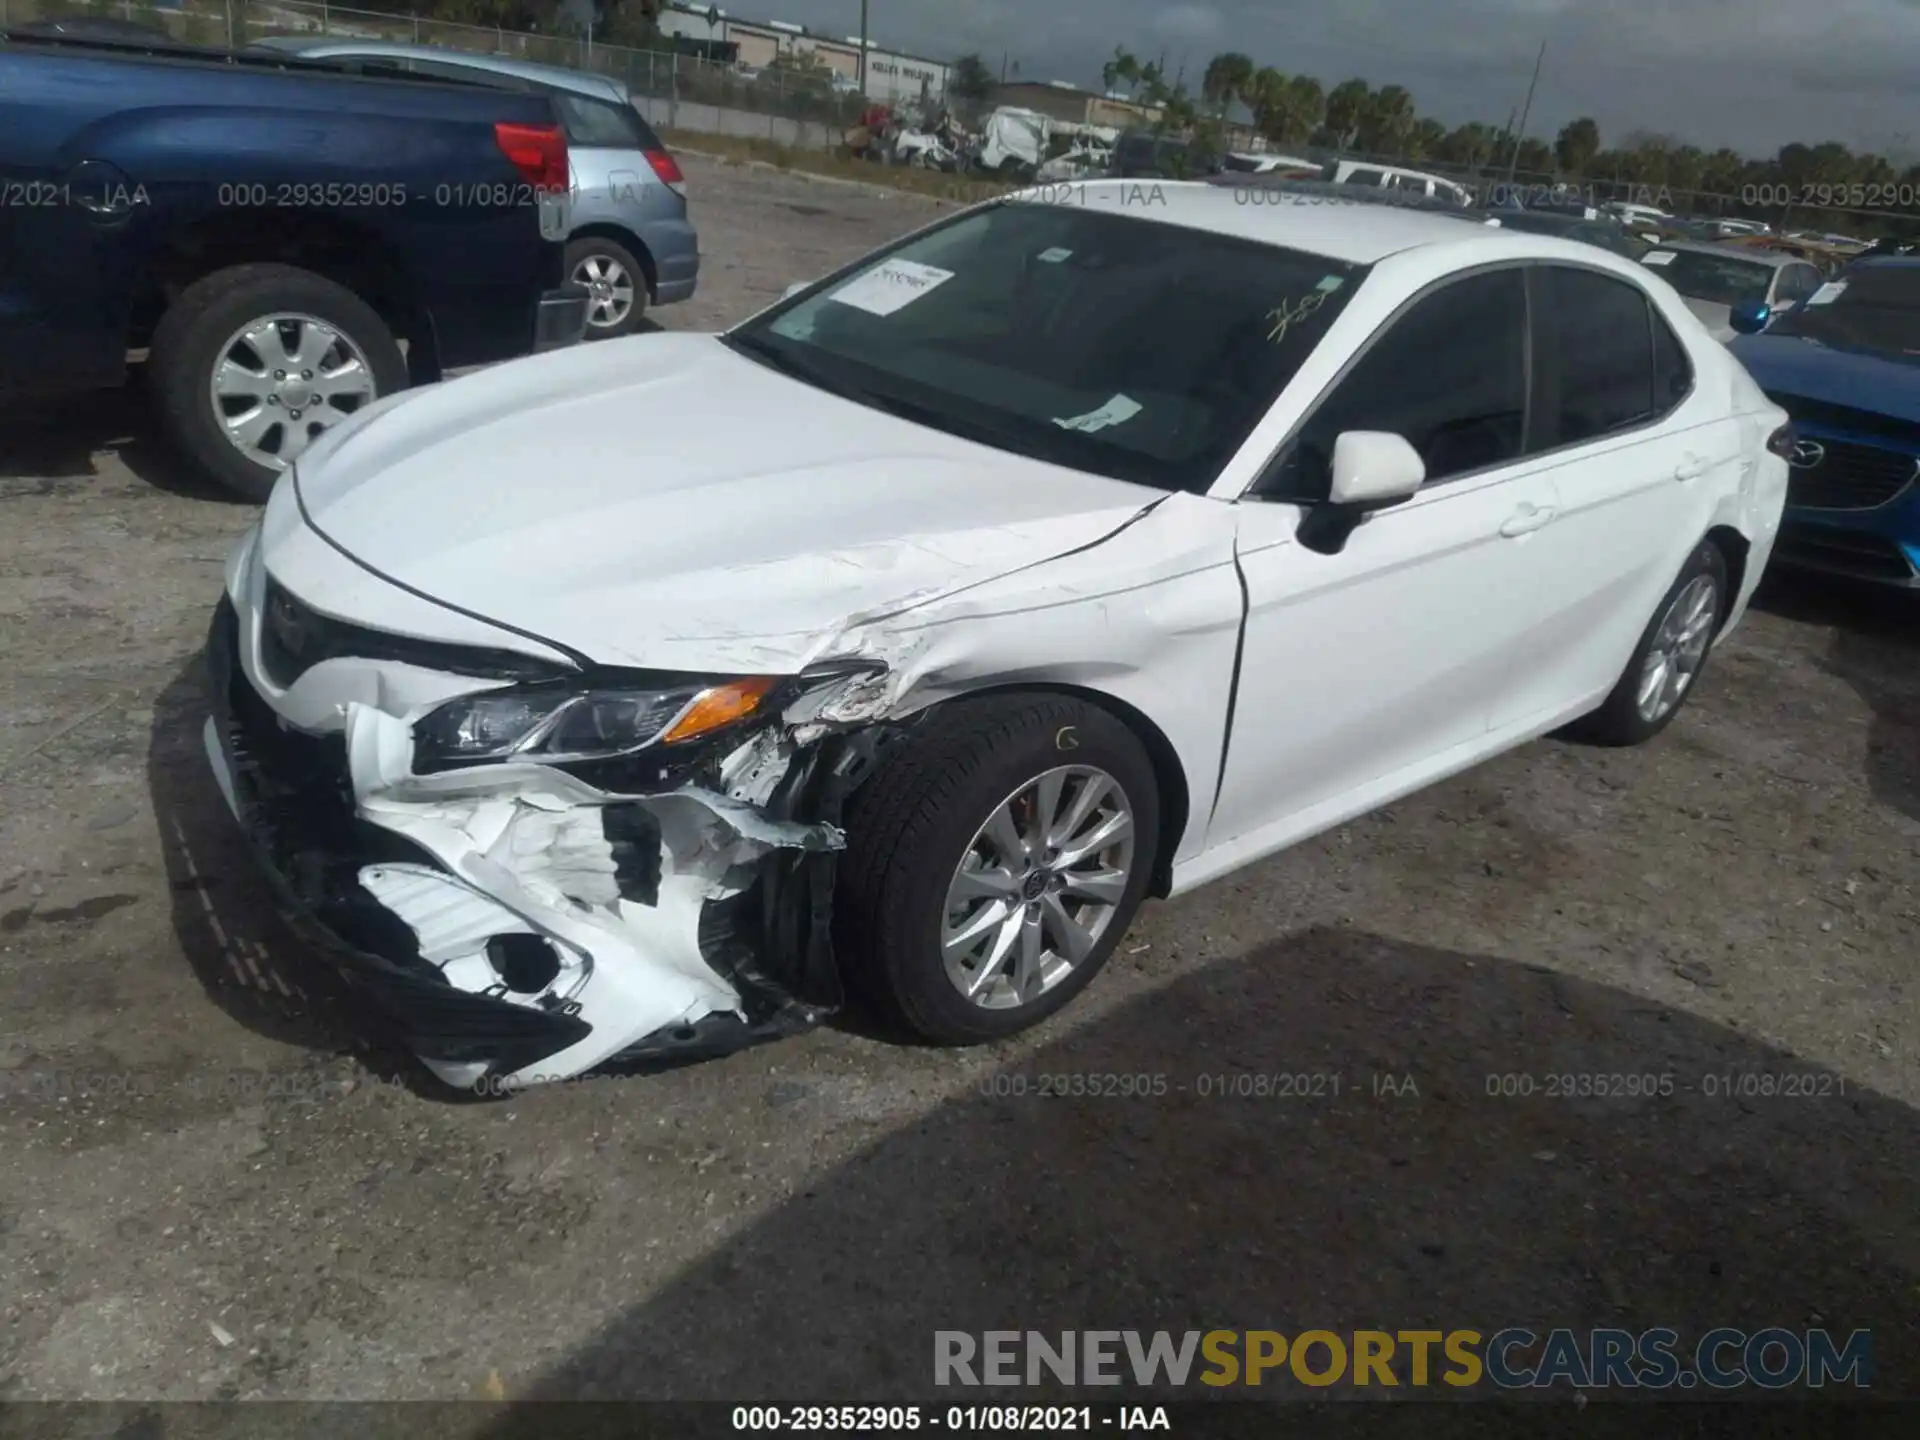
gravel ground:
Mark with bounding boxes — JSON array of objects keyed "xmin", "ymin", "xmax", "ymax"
[{"xmin": 0, "ymin": 155, "xmax": 1916, "ymax": 1410}]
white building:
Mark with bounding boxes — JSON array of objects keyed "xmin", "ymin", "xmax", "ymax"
[{"xmin": 655, "ymin": 3, "xmax": 947, "ymax": 103}]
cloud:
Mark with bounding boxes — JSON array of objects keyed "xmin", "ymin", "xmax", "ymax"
[{"xmin": 738, "ymin": 0, "xmax": 1920, "ymax": 155}]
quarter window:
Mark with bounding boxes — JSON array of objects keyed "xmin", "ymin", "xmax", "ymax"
[{"xmin": 1266, "ymin": 268, "xmax": 1528, "ymax": 499}]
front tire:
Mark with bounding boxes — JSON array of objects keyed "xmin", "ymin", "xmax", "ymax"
[
  {"xmin": 837, "ymin": 694, "xmax": 1160, "ymax": 1044},
  {"xmin": 149, "ymin": 263, "xmax": 406, "ymax": 503},
  {"xmin": 1565, "ymin": 538, "xmax": 1729, "ymax": 746}
]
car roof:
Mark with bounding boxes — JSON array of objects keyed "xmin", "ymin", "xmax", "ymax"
[
  {"xmin": 1207, "ymin": 176, "xmax": 1483, "ymax": 216},
  {"xmin": 1027, "ymin": 179, "xmax": 1594, "ymax": 264},
  {"xmin": 1643, "ymin": 238, "xmax": 1796, "ymax": 268},
  {"xmin": 249, "ymin": 36, "xmax": 626, "ymax": 100}
]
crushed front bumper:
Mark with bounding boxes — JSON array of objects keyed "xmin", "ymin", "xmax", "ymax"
[{"xmin": 201, "ymin": 597, "xmax": 870, "ymax": 1089}]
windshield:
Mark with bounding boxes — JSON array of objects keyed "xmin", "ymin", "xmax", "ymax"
[
  {"xmin": 724, "ymin": 201, "xmax": 1367, "ymax": 492},
  {"xmin": 1767, "ymin": 263, "xmax": 1920, "ymax": 356},
  {"xmin": 1643, "ymin": 250, "xmax": 1774, "ymax": 305}
]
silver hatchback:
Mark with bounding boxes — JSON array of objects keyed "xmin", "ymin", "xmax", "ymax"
[{"xmin": 252, "ymin": 37, "xmax": 699, "ymax": 336}]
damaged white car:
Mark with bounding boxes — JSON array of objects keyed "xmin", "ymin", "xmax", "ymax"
[{"xmin": 204, "ymin": 183, "xmax": 1792, "ymax": 1090}]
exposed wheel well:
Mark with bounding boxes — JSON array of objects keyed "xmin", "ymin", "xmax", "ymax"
[
  {"xmin": 568, "ymin": 224, "xmax": 657, "ymax": 298},
  {"xmin": 137, "ymin": 212, "xmax": 437, "ymax": 380},
  {"xmin": 930, "ymin": 682, "xmax": 1191, "ymax": 898},
  {"xmin": 1705, "ymin": 524, "xmax": 1751, "ymax": 627}
]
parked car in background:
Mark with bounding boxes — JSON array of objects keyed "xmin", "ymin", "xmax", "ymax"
[
  {"xmin": 1222, "ymin": 152, "xmax": 1318, "ymax": 177},
  {"xmin": 251, "ymin": 36, "xmax": 697, "ymax": 338},
  {"xmin": 1605, "ymin": 200, "xmax": 1673, "ymax": 231},
  {"xmin": 0, "ymin": 27, "xmax": 586, "ymax": 499},
  {"xmin": 1207, "ymin": 175, "xmax": 1498, "ymax": 226},
  {"xmin": 1727, "ymin": 256, "xmax": 1920, "ymax": 588},
  {"xmin": 1110, "ymin": 129, "xmax": 1225, "ymax": 179},
  {"xmin": 1320, "ymin": 160, "xmax": 1474, "ymax": 207},
  {"xmin": 1487, "ymin": 208, "xmax": 1646, "ymax": 258},
  {"xmin": 1638, "ymin": 241, "xmax": 1823, "ymax": 341},
  {"xmin": 204, "ymin": 185, "xmax": 1787, "ymax": 1088}
]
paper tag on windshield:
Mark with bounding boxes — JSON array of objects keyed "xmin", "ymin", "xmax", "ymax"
[
  {"xmin": 1806, "ymin": 280, "xmax": 1847, "ymax": 306},
  {"xmin": 827, "ymin": 259, "xmax": 953, "ymax": 316},
  {"xmin": 1642, "ymin": 251, "xmax": 1677, "ymax": 266},
  {"xmin": 1054, "ymin": 394, "xmax": 1143, "ymax": 433}
]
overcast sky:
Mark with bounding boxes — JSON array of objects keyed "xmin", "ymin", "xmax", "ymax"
[{"xmin": 719, "ymin": 0, "xmax": 1920, "ymax": 159}]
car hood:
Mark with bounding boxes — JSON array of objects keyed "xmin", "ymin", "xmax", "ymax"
[
  {"xmin": 292, "ymin": 333, "xmax": 1163, "ymax": 673},
  {"xmin": 1727, "ymin": 330, "xmax": 1920, "ymax": 423}
]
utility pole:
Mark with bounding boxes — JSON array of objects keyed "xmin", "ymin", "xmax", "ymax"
[
  {"xmin": 858, "ymin": 0, "xmax": 868, "ymax": 95},
  {"xmin": 1506, "ymin": 40, "xmax": 1546, "ymax": 184}
]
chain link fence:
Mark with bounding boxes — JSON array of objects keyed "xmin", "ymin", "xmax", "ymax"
[{"xmin": 2, "ymin": 0, "xmax": 869, "ymax": 146}]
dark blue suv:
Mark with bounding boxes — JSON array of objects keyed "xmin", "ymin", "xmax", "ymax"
[{"xmin": 1728, "ymin": 256, "xmax": 1920, "ymax": 588}]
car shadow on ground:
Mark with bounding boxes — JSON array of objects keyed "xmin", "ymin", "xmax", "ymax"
[
  {"xmin": 462, "ymin": 927, "xmax": 1918, "ymax": 1414},
  {"xmin": 144, "ymin": 661, "xmax": 442, "ymax": 1095},
  {"xmin": 1754, "ymin": 571, "xmax": 1920, "ymax": 823},
  {"xmin": 0, "ymin": 374, "xmax": 245, "ymax": 502}
]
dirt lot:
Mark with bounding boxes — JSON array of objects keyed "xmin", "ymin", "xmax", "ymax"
[{"xmin": 1, "ymin": 155, "xmax": 1917, "ymax": 1410}]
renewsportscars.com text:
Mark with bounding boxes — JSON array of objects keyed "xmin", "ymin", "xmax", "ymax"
[{"xmin": 934, "ymin": 1328, "xmax": 1872, "ymax": 1390}]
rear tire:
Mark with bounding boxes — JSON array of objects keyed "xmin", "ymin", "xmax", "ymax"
[
  {"xmin": 1564, "ymin": 538, "xmax": 1729, "ymax": 746},
  {"xmin": 836, "ymin": 694, "xmax": 1160, "ymax": 1044},
  {"xmin": 149, "ymin": 263, "xmax": 406, "ymax": 503},
  {"xmin": 565, "ymin": 236, "xmax": 649, "ymax": 338}
]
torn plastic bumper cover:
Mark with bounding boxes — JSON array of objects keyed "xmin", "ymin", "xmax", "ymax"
[{"xmin": 201, "ymin": 598, "xmax": 891, "ymax": 1089}]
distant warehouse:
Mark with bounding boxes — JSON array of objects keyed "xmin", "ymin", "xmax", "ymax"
[{"xmin": 655, "ymin": 3, "xmax": 950, "ymax": 104}]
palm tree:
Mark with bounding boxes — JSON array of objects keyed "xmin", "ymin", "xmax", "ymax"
[
  {"xmin": 1201, "ymin": 51, "xmax": 1255, "ymax": 118},
  {"xmin": 1322, "ymin": 78, "xmax": 1371, "ymax": 150}
]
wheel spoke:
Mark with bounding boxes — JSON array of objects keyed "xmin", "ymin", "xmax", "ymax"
[
  {"xmin": 1058, "ymin": 866, "xmax": 1127, "ymax": 906},
  {"xmin": 949, "ymin": 865, "xmax": 1019, "ymax": 903},
  {"xmin": 223, "ymin": 406, "xmax": 277, "ymax": 450},
  {"xmin": 1053, "ymin": 809, "xmax": 1132, "ymax": 869},
  {"xmin": 277, "ymin": 416, "xmax": 321, "ymax": 461},
  {"xmin": 1049, "ymin": 771, "xmax": 1111, "ymax": 850},
  {"xmin": 1029, "ymin": 770, "xmax": 1065, "ymax": 854},
  {"xmin": 1008, "ymin": 910, "xmax": 1046, "ymax": 1002},
  {"xmin": 981, "ymin": 803, "xmax": 1028, "ymax": 868},
  {"xmin": 943, "ymin": 898, "xmax": 1012, "ymax": 959},
  {"xmin": 1039, "ymin": 893, "xmax": 1096, "ymax": 963},
  {"xmin": 1637, "ymin": 654, "xmax": 1668, "ymax": 713},
  {"xmin": 963, "ymin": 910, "xmax": 1024, "ymax": 997},
  {"xmin": 240, "ymin": 319, "xmax": 295, "ymax": 369},
  {"xmin": 214, "ymin": 360, "xmax": 271, "ymax": 399},
  {"xmin": 315, "ymin": 355, "xmax": 372, "ymax": 402}
]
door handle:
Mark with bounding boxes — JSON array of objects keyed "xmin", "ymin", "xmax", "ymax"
[
  {"xmin": 1499, "ymin": 502, "xmax": 1557, "ymax": 537},
  {"xmin": 1674, "ymin": 454, "xmax": 1708, "ymax": 481}
]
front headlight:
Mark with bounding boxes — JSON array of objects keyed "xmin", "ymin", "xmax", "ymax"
[{"xmin": 413, "ymin": 677, "xmax": 776, "ymax": 772}]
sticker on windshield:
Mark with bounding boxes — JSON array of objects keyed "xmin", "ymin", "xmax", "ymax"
[
  {"xmin": 1054, "ymin": 394, "xmax": 1143, "ymax": 433},
  {"xmin": 1642, "ymin": 251, "xmax": 1677, "ymax": 266},
  {"xmin": 1037, "ymin": 246, "xmax": 1074, "ymax": 263},
  {"xmin": 1806, "ymin": 280, "xmax": 1847, "ymax": 306},
  {"xmin": 1315, "ymin": 275, "xmax": 1346, "ymax": 293},
  {"xmin": 827, "ymin": 258, "xmax": 954, "ymax": 316}
]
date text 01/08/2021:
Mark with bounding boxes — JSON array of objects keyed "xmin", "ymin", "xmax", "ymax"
[{"xmin": 731, "ymin": 1406, "xmax": 1171, "ymax": 1431}]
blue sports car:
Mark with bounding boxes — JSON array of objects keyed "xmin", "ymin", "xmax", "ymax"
[{"xmin": 1728, "ymin": 256, "xmax": 1920, "ymax": 588}]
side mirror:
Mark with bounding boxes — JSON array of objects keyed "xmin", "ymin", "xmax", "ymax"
[
  {"xmin": 1297, "ymin": 432, "xmax": 1426, "ymax": 555},
  {"xmin": 782, "ymin": 281, "xmax": 809, "ymax": 301},
  {"xmin": 1729, "ymin": 299, "xmax": 1772, "ymax": 335}
]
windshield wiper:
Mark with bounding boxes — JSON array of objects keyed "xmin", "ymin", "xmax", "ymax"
[{"xmin": 721, "ymin": 333, "xmax": 870, "ymax": 404}]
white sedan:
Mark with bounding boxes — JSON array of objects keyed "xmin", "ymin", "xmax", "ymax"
[{"xmin": 204, "ymin": 183, "xmax": 1791, "ymax": 1089}]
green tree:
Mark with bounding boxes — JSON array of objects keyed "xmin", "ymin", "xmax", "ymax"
[
  {"xmin": 1554, "ymin": 117, "xmax": 1601, "ymax": 174},
  {"xmin": 1354, "ymin": 83, "xmax": 1414, "ymax": 152},
  {"xmin": 1403, "ymin": 117, "xmax": 1447, "ymax": 161},
  {"xmin": 950, "ymin": 53, "xmax": 996, "ymax": 104},
  {"xmin": 1201, "ymin": 51, "xmax": 1256, "ymax": 116},
  {"xmin": 1322, "ymin": 78, "xmax": 1371, "ymax": 149}
]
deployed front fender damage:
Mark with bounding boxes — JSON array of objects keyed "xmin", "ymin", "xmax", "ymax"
[
  {"xmin": 328, "ymin": 673, "xmax": 894, "ymax": 1091},
  {"xmin": 216, "ymin": 489, "xmax": 1241, "ymax": 1090}
]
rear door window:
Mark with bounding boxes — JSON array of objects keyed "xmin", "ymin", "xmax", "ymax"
[{"xmin": 1532, "ymin": 265, "xmax": 1682, "ymax": 447}]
